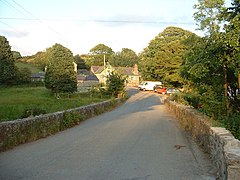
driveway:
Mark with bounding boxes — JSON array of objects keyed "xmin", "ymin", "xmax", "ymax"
[{"xmin": 0, "ymin": 88, "xmax": 216, "ymax": 180}]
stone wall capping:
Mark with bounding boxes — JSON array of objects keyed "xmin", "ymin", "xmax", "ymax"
[{"xmin": 166, "ymin": 100, "xmax": 240, "ymax": 180}]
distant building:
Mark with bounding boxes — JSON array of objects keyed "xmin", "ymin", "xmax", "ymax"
[
  {"xmin": 30, "ymin": 72, "xmax": 45, "ymax": 82},
  {"xmin": 77, "ymin": 74, "xmax": 99, "ymax": 92},
  {"xmin": 90, "ymin": 63, "xmax": 141, "ymax": 87}
]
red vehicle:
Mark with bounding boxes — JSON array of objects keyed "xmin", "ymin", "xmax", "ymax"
[{"xmin": 156, "ymin": 87, "xmax": 167, "ymax": 94}]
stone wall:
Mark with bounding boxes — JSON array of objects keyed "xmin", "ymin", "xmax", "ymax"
[
  {"xmin": 0, "ymin": 98, "xmax": 122, "ymax": 152},
  {"xmin": 166, "ymin": 100, "xmax": 240, "ymax": 180}
]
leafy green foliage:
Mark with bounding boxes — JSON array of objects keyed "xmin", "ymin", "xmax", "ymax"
[
  {"xmin": 179, "ymin": 0, "xmax": 240, "ymax": 139},
  {"xmin": 21, "ymin": 107, "xmax": 47, "ymax": 118},
  {"xmin": 222, "ymin": 113, "xmax": 240, "ymax": 139},
  {"xmin": 87, "ymin": 44, "xmax": 114, "ymax": 66},
  {"xmin": 106, "ymin": 72, "xmax": 126, "ymax": 97},
  {"xmin": 193, "ymin": 0, "xmax": 225, "ymax": 34},
  {"xmin": 74, "ymin": 54, "xmax": 89, "ymax": 69},
  {"xmin": 17, "ymin": 51, "xmax": 48, "ymax": 71},
  {"xmin": 16, "ymin": 67, "xmax": 32, "ymax": 84},
  {"xmin": 33, "ymin": 51, "xmax": 48, "ymax": 71},
  {"xmin": 60, "ymin": 111, "xmax": 84, "ymax": 130},
  {"xmin": 12, "ymin": 51, "xmax": 22, "ymax": 60},
  {"xmin": 15, "ymin": 62, "xmax": 42, "ymax": 73},
  {"xmin": 110, "ymin": 48, "xmax": 139, "ymax": 67},
  {"xmin": 44, "ymin": 43, "xmax": 77, "ymax": 95},
  {"xmin": 0, "ymin": 35, "xmax": 17, "ymax": 85},
  {"xmin": 139, "ymin": 26, "xmax": 195, "ymax": 87}
]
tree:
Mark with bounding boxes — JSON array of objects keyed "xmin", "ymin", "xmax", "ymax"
[
  {"xmin": 181, "ymin": 0, "xmax": 240, "ymax": 116},
  {"xmin": 74, "ymin": 54, "xmax": 89, "ymax": 69},
  {"xmin": 34, "ymin": 51, "xmax": 48, "ymax": 71},
  {"xmin": 110, "ymin": 48, "xmax": 139, "ymax": 67},
  {"xmin": 0, "ymin": 35, "xmax": 17, "ymax": 85},
  {"xmin": 223, "ymin": 0, "xmax": 240, "ymax": 93},
  {"xmin": 193, "ymin": 0, "xmax": 225, "ymax": 35},
  {"xmin": 44, "ymin": 43, "xmax": 77, "ymax": 95},
  {"xmin": 106, "ymin": 72, "xmax": 126, "ymax": 97},
  {"xmin": 139, "ymin": 26, "xmax": 195, "ymax": 87},
  {"xmin": 16, "ymin": 67, "xmax": 31, "ymax": 84},
  {"xmin": 87, "ymin": 44, "xmax": 114, "ymax": 66},
  {"xmin": 181, "ymin": 36, "xmax": 225, "ymax": 95},
  {"xmin": 12, "ymin": 51, "xmax": 22, "ymax": 60}
]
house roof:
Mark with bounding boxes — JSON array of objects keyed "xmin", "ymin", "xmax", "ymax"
[
  {"xmin": 91, "ymin": 66, "xmax": 104, "ymax": 74},
  {"xmin": 77, "ymin": 74, "xmax": 99, "ymax": 81},
  {"xmin": 77, "ymin": 69, "xmax": 89, "ymax": 75},
  {"xmin": 31, "ymin": 72, "xmax": 45, "ymax": 78},
  {"xmin": 91, "ymin": 66, "xmax": 140, "ymax": 76},
  {"xmin": 114, "ymin": 67, "xmax": 135, "ymax": 76},
  {"xmin": 77, "ymin": 75, "xmax": 86, "ymax": 81},
  {"xmin": 85, "ymin": 75, "xmax": 99, "ymax": 81}
]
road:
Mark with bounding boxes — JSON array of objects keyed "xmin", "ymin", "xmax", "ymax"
[{"xmin": 0, "ymin": 88, "xmax": 216, "ymax": 180}]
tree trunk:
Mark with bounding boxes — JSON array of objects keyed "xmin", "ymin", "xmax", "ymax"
[
  {"xmin": 223, "ymin": 64, "xmax": 228, "ymax": 97},
  {"xmin": 238, "ymin": 73, "xmax": 240, "ymax": 95}
]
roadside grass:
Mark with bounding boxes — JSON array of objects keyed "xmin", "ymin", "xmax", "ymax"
[
  {"xmin": 0, "ymin": 86, "xmax": 110, "ymax": 122},
  {"xmin": 15, "ymin": 62, "xmax": 42, "ymax": 73}
]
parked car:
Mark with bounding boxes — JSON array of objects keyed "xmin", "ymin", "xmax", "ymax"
[
  {"xmin": 154, "ymin": 85, "xmax": 163, "ymax": 92},
  {"xmin": 138, "ymin": 81, "xmax": 162, "ymax": 91},
  {"xmin": 156, "ymin": 87, "xmax": 167, "ymax": 94},
  {"xmin": 167, "ymin": 88, "xmax": 179, "ymax": 94}
]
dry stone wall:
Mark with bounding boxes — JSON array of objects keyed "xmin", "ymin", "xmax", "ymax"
[
  {"xmin": 166, "ymin": 100, "xmax": 240, "ymax": 180},
  {"xmin": 0, "ymin": 98, "xmax": 122, "ymax": 152}
]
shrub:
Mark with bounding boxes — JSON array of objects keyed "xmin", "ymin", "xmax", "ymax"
[
  {"xmin": 106, "ymin": 72, "xmax": 126, "ymax": 97},
  {"xmin": 21, "ymin": 107, "xmax": 47, "ymax": 118},
  {"xmin": 60, "ymin": 111, "xmax": 85, "ymax": 130},
  {"xmin": 170, "ymin": 92, "xmax": 201, "ymax": 108},
  {"xmin": 221, "ymin": 113, "xmax": 240, "ymax": 140},
  {"xmin": 44, "ymin": 44, "xmax": 77, "ymax": 95},
  {"xmin": 183, "ymin": 93, "xmax": 201, "ymax": 109},
  {"xmin": 16, "ymin": 67, "xmax": 31, "ymax": 84}
]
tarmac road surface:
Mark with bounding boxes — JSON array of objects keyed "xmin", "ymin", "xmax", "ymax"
[{"xmin": 0, "ymin": 88, "xmax": 216, "ymax": 180}]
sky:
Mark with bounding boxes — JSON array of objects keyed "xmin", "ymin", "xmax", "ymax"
[{"xmin": 0, "ymin": 0, "xmax": 229, "ymax": 56}]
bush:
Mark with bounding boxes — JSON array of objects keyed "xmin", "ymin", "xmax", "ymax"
[
  {"xmin": 21, "ymin": 107, "xmax": 47, "ymax": 118},
  {"xmin": 16, "ymin": 67, "xmax": 31, "ymax": 84},
  {"xmin": 106, "ymin": 72, "xmax": 126, "ymax": 97},
  {"xmin": 44, "ymin": 44, "xmax": 77, "ymax": 95},
  {"xmin": 170, "ymin": 92, "xmax": 201, "ymax": 109},
  {"xmin": 60, "ymin": 111, "xmax": 85, "ymax": 130},
  {"xmin": 171, "ymin": 92, "xmax": 240, "ymax": 140},
  {"xmin": 221, "ymin": 113, "xmax": 240, "ymax": 140},
  {"xmin": 183, "ymin": 93, "xmax": 201, "ymax": 109}
]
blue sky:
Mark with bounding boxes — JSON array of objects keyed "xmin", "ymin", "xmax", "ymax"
[{"xmin": 0, "ymin": 0, "xmax": 229, "ymax": 56}]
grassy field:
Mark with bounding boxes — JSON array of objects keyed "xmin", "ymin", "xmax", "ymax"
[
  {"xmin": 15, "ymin": 62, "xmax": 42, "ymax": 73},
  {"xmin": 0, "ymin": 86, "xmax": 109, "ymax": 122}
]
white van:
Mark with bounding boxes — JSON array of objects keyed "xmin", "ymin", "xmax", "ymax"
[{"xmin": 138, "ymin": 81, "xmax": 162, "ymax": 91}]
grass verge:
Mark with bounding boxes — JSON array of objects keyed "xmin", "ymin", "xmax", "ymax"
[{"xmin": 0, "ymin": 86, "xmax": 110, "ymax": 122}]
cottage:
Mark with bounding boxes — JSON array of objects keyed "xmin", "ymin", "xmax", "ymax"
[
  {"xmin": 90, "ymin": 64, "xmax": 141, "ymax": 87},
  {"xmin": 30, "ymin": 72, "xmax": 45, "ymax": 82}
]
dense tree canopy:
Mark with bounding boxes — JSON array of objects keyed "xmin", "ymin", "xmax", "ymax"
[
  {"xmin": 110, "ymin": 48, "xmax": 139, "ymax": 67},
  {"xmin": 0, "ymin": 35, "xmax": 17, "ymax": 85},
  {"xmin": 90, "ymin": 44, "xmax": 114, "ymax": 55},
  {"xmin": 12, "ymin": 51, "xmax": 22, "ymax": 60},
  {"xmin": 44, "ymin": 43, "xmax": 77, "ymax": 95},
  {"xmin": 193, "ymin": 0, "xmax": 225, "ymax": 34},
  {"xmin": 181, "ymin": 0, "xmax": 240, "ymax": 119},
  {"xmin": 139, "ymin": 26, "xmax": 195, "ymax": 87},
  {"xmin": 87, "ymin": 44, "xmax": 114, "ymax": 66},
  {"xmin": 74, "ymin": 54, "xmax": 89, "ymax": 70}
]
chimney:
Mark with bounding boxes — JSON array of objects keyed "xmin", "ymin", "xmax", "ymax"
[{"xmin": 133, "ymin": 64, "xmax": 138, "ymax": 75}]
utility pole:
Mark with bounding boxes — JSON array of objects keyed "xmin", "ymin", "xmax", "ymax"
[
  {"xmin": 103, "ymin": 54, "xmax": 106, "ymax": 67},
  {"xmin": 103, "ymin": 54, "xmax": 106, "ymax": 84}
]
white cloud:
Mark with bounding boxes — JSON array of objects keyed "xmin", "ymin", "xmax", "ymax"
[{"xmin": 3, "ymin": 18, "xmax": 200, "ymax": 56}]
